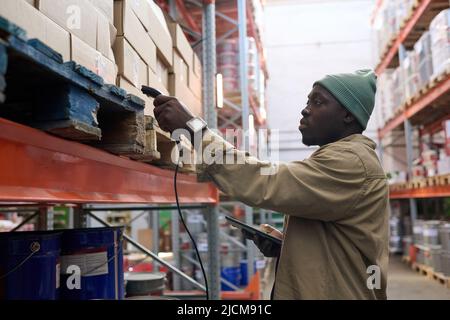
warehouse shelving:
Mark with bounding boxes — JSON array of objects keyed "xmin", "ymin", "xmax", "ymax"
[
  {"xmin": 373, "ymin": 0, "xmax": 450, "ymax": 283},
  {"xmin": 157, "ymin": 0, "xmax": 270, "ymax": 300},
  {"xmin": 378, "ymin": 71, "xmax": 450, "ymax": 139},
  {"xmin": 0, "ymin": 118, "xmax": 218, "ymax": 204},
  {"xmin": 0, "ymin": 7, "xmax": 222, "ymax": 300},
  {"xmin": 375, "ymin": 0, "xmax": 449, "ymax": 75},
  {"xmin": 0, "ymin": 0, "xmax": 269, "ymax": 300}
]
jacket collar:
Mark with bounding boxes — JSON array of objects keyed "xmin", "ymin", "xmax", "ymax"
[{"xmin": 317, "ymin": 134, "xmax": 377, "ymax": 152}]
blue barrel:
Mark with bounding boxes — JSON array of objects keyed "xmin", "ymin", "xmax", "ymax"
[
  {"xmin": 240, "ymin": 260, "xmax": 257, "ymax": 286},
  {"xmin": 0, "ymin": 231, "xmax": 61, "ymax": 300},
  {"xmin": 221, "ymin": 267, "xmax": 241, "ymax": 291},
  {"xmin": 60, "ymin": 227, "xmax": 124, "ymax": 300}
]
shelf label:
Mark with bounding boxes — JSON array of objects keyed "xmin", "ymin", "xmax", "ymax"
[{"xmin": 61, "ymin": 251, "xmax": 109, "ymax": 277}]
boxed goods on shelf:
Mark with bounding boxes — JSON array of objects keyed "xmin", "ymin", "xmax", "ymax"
[
  {"xmin": 0, "ymin": 0, "xmax": 71, "ymax": 62},
  {"xmin": 430, "ymin": 9, "xmax": 450, "ymax": 78},
  {"xmin": 1, "ymin": 0, "xmax": 118, "ymax": 83},
  {"xmin": 414, "ymin": 31, "xmax": 434, "ymax": 91},
  {"xmin": 166, "ymin": 21, "xmax": 203, "ymax": 117},
  {"xmin": 391, "ymin": 66, "xmax": 405, "ymax": 110},
  {"xmin": 402, "ymin": 51, "xmax": 420, "ymax": 101},
  {"xmin": 375, "ymin": 69, "xmax": 395, "ymax": 124}
]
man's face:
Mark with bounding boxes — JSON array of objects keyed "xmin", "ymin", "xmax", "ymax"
[{"xmin": 299, "ymin": 84, "xmax": 348, "ymax": 146}]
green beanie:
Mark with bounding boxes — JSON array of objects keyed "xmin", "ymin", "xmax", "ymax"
[{"xmin": 314, "ymin": 69, "xmax": 377, "ymax": 130}]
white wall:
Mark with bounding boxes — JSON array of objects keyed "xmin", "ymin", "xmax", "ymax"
[{"xmin": 264, "ymin": 0, "xmax": 379, "ymax": 162}]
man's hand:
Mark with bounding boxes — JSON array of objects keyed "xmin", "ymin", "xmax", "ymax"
[
  {"xmin": 242, "ymin": 224, "xmax": 283, "ymax": 258},
  {"xmin": 153, "ymin": 95, "xmax": 195, "ymax": 134}
]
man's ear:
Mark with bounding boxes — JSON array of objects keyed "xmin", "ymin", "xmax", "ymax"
[{"xmin": 343, "ymin": 111, "xmax": 356, "ymax": 125}]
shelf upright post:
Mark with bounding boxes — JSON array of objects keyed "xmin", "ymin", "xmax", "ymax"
[
  {"xmin": 203, "ymin": 0, "xmax": 221, "ymax": 300},
  {"xmin": 171, "ymin": 209, "xmax": 181, "ymax": 290},
  {"xmin": 152, "ymin": 210, "xmax": 160, "ymax": 272},
  {"xmin": 238, "ymin": 0, "xmax": 255, "ymax": 281},
  {"xmin": 74, "ymin": 205, "xmax": 88, "ymax": 228},
  {"xmin": 399, "ymin": 44, "xmax": 418, "ymax": 222},
  {"xmin": 404, "ymin": 119, "xmax": 418, "ymax": 221},
  {"xmin": 37, "ymin": 206, "xmax": 50, "ymax": 231}
]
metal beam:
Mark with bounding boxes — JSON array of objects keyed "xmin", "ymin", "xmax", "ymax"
[
  {"xmin": 223, "ymin": 98, "xmax": 242, "ymax": 112},
  {"xmin": 181, "ymin": 253, "xmax": 241, "ymax": 292},
  {"xmin": 88, "ymin": 211, "xmax": 206, "ymax": 291},
  {"xmin": 217, "ymin": 27, "xmax": 239, "ymax": 45},
  {"xmin": 88, "ymin": 205, "xmax": 207, "ymax": 212},
  {"xmin": 10, "ymin": 211, "xmax": 39, "ymax": 232}
]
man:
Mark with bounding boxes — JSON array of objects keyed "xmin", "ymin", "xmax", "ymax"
[{"xmin": 151, "ymin": 69, "xmax": 389, "ymax": 300}]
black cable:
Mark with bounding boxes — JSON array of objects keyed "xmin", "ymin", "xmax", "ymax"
[{"xmin": 174, "ymin": 143, "xmax": 209, "ymax": 300}]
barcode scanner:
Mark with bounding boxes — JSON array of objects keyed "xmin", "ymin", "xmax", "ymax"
[
  {"xmin": 141, "ymin": 85, "xmax": 162, "ymax": 98},
  {"xmin": 140, "ymin": 84, "xmax": 210, "ymax": 299}
]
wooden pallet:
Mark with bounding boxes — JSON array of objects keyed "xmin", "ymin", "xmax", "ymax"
[
  {"xmin": 412, "ymin": 262, "xmax": 434, "ymax": 279},
  {"xmin": 401, "ymin": 255, "xmax": 411, "ymax": 265},
  {"xmin": 431, "ymin": 271, "xmax": 450, "ymax": 289},
  {"xmin": 0, "ymin": 16, "xmax": 146, "ymax": 157}
]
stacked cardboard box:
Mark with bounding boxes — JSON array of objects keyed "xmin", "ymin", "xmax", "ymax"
[
  {"xmin": 430, "ymin": 9, "xmax": 450, "ymax": 78},
  {"xmin": 0, "ymin": 0, "xmax": 118, "ymax": 84},
  {"xmin": 114, "ymin": 0, "xmax": 174, "ymax": 117},
  {"xmin": 167, "ymin": 21, "xmax": 203, "ymax": 118}
]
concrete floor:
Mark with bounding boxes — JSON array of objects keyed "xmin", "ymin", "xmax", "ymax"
[
  {"xmin": 387, "ymin": 255, "xmax": 450, "ymax": 300},
  {"xmin": 261, "ymin": 255, "xmax": 450, "ymax": 299}
]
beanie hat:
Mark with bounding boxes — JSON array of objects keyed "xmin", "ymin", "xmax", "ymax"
[{"xmin": 314, "ymin": 69, "xmax": 377, "ymax": 130}]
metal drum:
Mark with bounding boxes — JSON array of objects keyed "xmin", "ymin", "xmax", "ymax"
[
  {"xmin": 423, "ymin": 220, "xmax": 441, "ymax": 245},
  {"xmin": 438, "ymin": 224, "xmax": 450, "ymax": 251},
  {"xmin": 0, "ymin": 231, "xmax": 61, "ymax": 300},
  {"xmin": 60, "ymin": 227, "xmax": 124, "ymax": 300},
  {"xmin": 125, "ymin": 272, "xmax": 166, "ymax": 297}
]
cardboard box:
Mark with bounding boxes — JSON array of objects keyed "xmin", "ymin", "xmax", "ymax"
[
  {"xmin": 71, "ymin": 35, "xmax": 117, "ymax": 84},
  {"xmin": 149, "ymin": 67, "xmax": 169, "ymax": 96},
  {"xmin": 156, "ymin": 58, "xmax": 169, "ymax": 92},
  {"xmin": 169, "ymin": 74, "xmax": 202, "ymax": 117},
  {"xmin": 189, "ymin": 68, "xmax": 202, "ymax": 99},
  {"xmin": 37, "ymin": 0, "xmax": 98, "ymax": 49},
  {"xmin": 193, "ymin": 52, "xmax": 202, "ymax": 78},
  {"xmin": 89, "ymin": 0, "xmax": 113, "ymax": 24},
  {"xmin": 119, "ymin": 0, "xmax": 173, "ymax": 67},
  {"xmin": 97, "ymin": 9, "xmax": 115, "ymax": 61},
  {"xmin": 114, "ymin": 0, "xmax": 157, "ymax": 71},
  {"xmin": 117, "ymin": 76, "xmax": 153, "ymax": 116},
  {"xmin": 138, "ymin": 228, "xmax": 153, "ymax": 250},
  {"xmin": 146, "ymin": 0, "xmax": 173, "ymax": 67},
  {"xmin": 114, "ymin": 36, "xmax": 148, "ymax": 89},
  {"xmin": 44, "ymin": 14, "xmax": 71, "ymax": 62},
  {"xmin": 172, "ymin": 51, "xmax": 189, "ymax": 85},
  {"xmin": 168, "ymin": 22, "xmax": 193, "ymax": 67},
  {"xmin": 0, "ymin": 0, "xmax": 71, "ymax": 62}
]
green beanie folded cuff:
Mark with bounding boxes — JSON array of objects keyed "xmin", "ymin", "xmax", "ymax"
[{"xmin": 314, "ymin": 69, "xmax": 377, "ymax": 130}]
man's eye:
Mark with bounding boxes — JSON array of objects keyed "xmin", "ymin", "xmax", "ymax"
[{"xmin": 314, "ymin": 99, "xmax": 322, "ymax": 105}]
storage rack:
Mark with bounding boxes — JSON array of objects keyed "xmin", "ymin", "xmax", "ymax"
[
  {"xmin": 0, "ymin": 0, "xmax": 269, "ymax": 301},
  {"xmin": 373, "ymin": 0, "xmax": 450, "ymax": 284},
  {"xmin": 156, "ymin": 0, "xmax": 269, "ymax": 299},
  {"xmin": 374, "ymin": 0, "xmax": 450, "ymax": 205}
]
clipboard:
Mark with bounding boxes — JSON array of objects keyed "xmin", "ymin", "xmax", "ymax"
[{"xmin": 225, "ymin": 216, "xmax": 282, "ymax": 247}]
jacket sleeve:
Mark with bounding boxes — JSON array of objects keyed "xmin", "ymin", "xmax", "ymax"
[{"xmin": 196, "ymin": 130, "xmax": 367, "ymax": 222}]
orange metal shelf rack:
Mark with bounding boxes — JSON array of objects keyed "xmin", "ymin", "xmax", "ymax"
[
  {"xmin": 0, "ymin": 118, "xmax": 219, "ymax": 205},
  {"xmin": 378, "ymin": 73, "xmax": 450, "ymax": 139},
  {"xmin": 390, "ymin": 185, "xmax": 450, "ymax": 199}
]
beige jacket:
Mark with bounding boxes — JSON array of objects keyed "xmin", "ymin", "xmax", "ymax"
[{"xmin": 197, "ymin": 131, "xmax": 389, "ymax": 300}]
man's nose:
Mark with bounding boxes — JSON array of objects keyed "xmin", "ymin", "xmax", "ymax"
[{"xmin": 301, "ymin": 107, "xmax": 311, "ymax": 117}]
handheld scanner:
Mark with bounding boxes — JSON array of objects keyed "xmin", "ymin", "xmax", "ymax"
[{"xmin": 141, "ymin": 85, "xmax": 162, "ymax": 98}]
